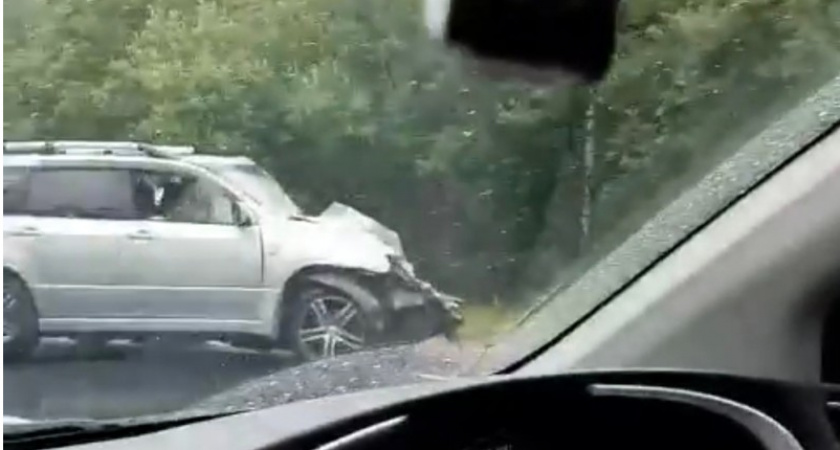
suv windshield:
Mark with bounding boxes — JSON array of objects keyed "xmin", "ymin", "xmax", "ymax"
[
  {"xmin": 198, "ymin": 162, "xmax": 302, "ymax": 215},
  {"xmin": 4, "ymin": 0, "xmax": 840, "ymax": 428}
]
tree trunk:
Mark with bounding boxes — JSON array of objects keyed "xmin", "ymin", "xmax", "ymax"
[{"xmin": 580, "ymin": 91, "xmax": 596, "ymax": 250}]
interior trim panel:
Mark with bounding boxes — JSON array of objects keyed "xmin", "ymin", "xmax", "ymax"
[{"xmin": 590, "ymin": 384, "xmax": 804, "ymax": 450}]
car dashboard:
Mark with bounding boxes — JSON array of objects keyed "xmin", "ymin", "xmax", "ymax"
[
  {"xmin": 37, "ymin": 371, "xmax": 839, "ymax": 450},
  {"xmin": 297, "ymin": 372, "xmax": 839, "ymax": 450}
]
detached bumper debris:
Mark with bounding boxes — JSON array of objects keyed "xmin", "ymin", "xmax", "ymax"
[
  {"xmin": 433, "ymin": 291, "xmax": 465, "ymax": 340},
  {"xmin": 414, "ymin": 279, "xmax": 464, "ymax": 337},
  {"xmin": 386, "ymin": 259, "xmax": 464, "ymax": 342}
]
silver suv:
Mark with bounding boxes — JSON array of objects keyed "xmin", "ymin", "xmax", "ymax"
[{"xmin": 3, "ymin": 141, "xmax": 462, "ymax": 362}]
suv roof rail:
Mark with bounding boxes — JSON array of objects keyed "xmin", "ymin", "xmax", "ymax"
[{"xmin": 3, "ymin": 140, "xmax": 195, "ymax": 158}]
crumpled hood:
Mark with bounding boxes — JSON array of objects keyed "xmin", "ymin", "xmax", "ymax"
[{"xmin": 293, "ymin": 202, "xmax": 407, "ymax": 258}]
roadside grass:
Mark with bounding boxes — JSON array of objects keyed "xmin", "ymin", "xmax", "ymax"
[{"xmin": 458, "ymin": 302, "xmax": 523, "ymax": 343}]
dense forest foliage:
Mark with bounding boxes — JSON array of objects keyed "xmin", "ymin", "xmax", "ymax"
[{"xmin": 5, "ymin": 0, "xmax": 839, "ymax": 305}]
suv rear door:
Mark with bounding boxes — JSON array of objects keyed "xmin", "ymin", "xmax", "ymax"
[{"xmin": 4, "ymin": 166, "xmax": 142, "ymax": 324}]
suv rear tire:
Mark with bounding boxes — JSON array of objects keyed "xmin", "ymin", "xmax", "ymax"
[
  {"xmin": 283, "ymin": 281, "xmax": 373, "ymax": 361},
  {"xmin": 4, "ymin": 274, "xmax": 40, "ymax": 362}
]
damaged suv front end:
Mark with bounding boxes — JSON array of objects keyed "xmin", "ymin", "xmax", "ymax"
[
  {"xmin": 315, "ymin": 202, "xmax": 464, "ymax": 343},
  {"xmin": 193, "ymin": 156, "xmax": 463, "ymax": 351}
]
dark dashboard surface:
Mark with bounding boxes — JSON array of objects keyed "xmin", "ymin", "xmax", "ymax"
[
  {"xmin": 289, "ymin": 372, "xmax": 838, "ymax": 450},
  {"xmin": 355, "ymin": 389, "xmax": 762, "ymax": 450},
  {"xmin": 25, "ymin": 371, "xmax": 840, "ymax": 450}
]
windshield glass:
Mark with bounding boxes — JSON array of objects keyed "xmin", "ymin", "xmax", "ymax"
[
  {"xmin": 4, "ymin": 0, "xmax": 840, "ymax": 428},
  {"xmin": 202, "ymin": 163, "xmax": 302, "ymax": 215}
]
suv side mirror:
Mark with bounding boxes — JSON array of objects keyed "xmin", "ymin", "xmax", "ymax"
[{"xmin": 232, "ymin": 202, "xmax": 254, "ymax": 227}]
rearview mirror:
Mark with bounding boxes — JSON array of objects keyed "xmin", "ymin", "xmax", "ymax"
[{"xmin": 425, "ymin": 0, "xmax": 621, "ymax": 85}]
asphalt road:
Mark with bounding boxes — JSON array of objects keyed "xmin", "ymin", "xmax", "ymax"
[
  {"xmin": 4, "ymin": 339, "xmax": 294, "ymax": 421},
  {"xmin": 4, "ymin": 337, "xmax": 486, "ymax": 422}
]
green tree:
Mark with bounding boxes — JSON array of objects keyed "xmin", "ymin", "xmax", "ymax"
[{"xmin": 5, "ymin": 0, "xmax": 839, "ymax": 304}]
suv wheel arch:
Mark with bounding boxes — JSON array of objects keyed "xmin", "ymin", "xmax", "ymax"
[{"xmin": 279, "ymin": 268, "xmax": 387, "ymax": 339}]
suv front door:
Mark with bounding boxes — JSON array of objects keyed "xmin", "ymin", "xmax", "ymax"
[{"xmin": 125, "ymin": 169, "xmax": 265, "ymax": 324}]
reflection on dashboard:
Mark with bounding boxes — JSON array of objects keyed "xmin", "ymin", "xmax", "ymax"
[
  {"xmin": 309, "ymin": 376, "xmax": 801, "ymax": 450},
  {"xmin": 427, "ymin": 395, "xmax": 763, "ymax": 450}
]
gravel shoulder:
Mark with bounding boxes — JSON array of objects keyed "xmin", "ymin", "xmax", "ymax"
[{"xmin": 192, "ymin": 337, "xmax": 497, "ymax": 413}]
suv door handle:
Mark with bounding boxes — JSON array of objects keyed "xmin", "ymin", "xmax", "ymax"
[
  {"xmin": 8, "ymin": 226, "xmax": 42, "ymax": 237},
  {"xmin": 127, "ymin": 229, "xmax": 154, "ymax": 241}
]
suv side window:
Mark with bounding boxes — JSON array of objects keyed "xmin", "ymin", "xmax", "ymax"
[
  {"xmin": 4, "ymin": 166, "xmax": 31, "ymax": 215},
  {"xmin": 137, "ymin": 170, "xmax": 241, "ymax": 226},
  {"xmin": 25, "ymin": 168, "xmax": 139, "ymax": 220}
]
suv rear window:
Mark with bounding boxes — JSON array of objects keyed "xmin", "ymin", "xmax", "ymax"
[
  {"xmin": 25, "ymin": 168, "xmax": 138, "ymax": 220},
  {"xmin": 4, "ymin": 166, "xmax": 30, "ymax": 214}
]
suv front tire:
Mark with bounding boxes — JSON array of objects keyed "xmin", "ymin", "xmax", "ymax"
[
  {"xmin": 4, "ymin": 273, "xmax": 40, "ymax": 362},
  {"xmin": 283, "ymin": 279, "xmax": 374, "ymax": 361}
]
